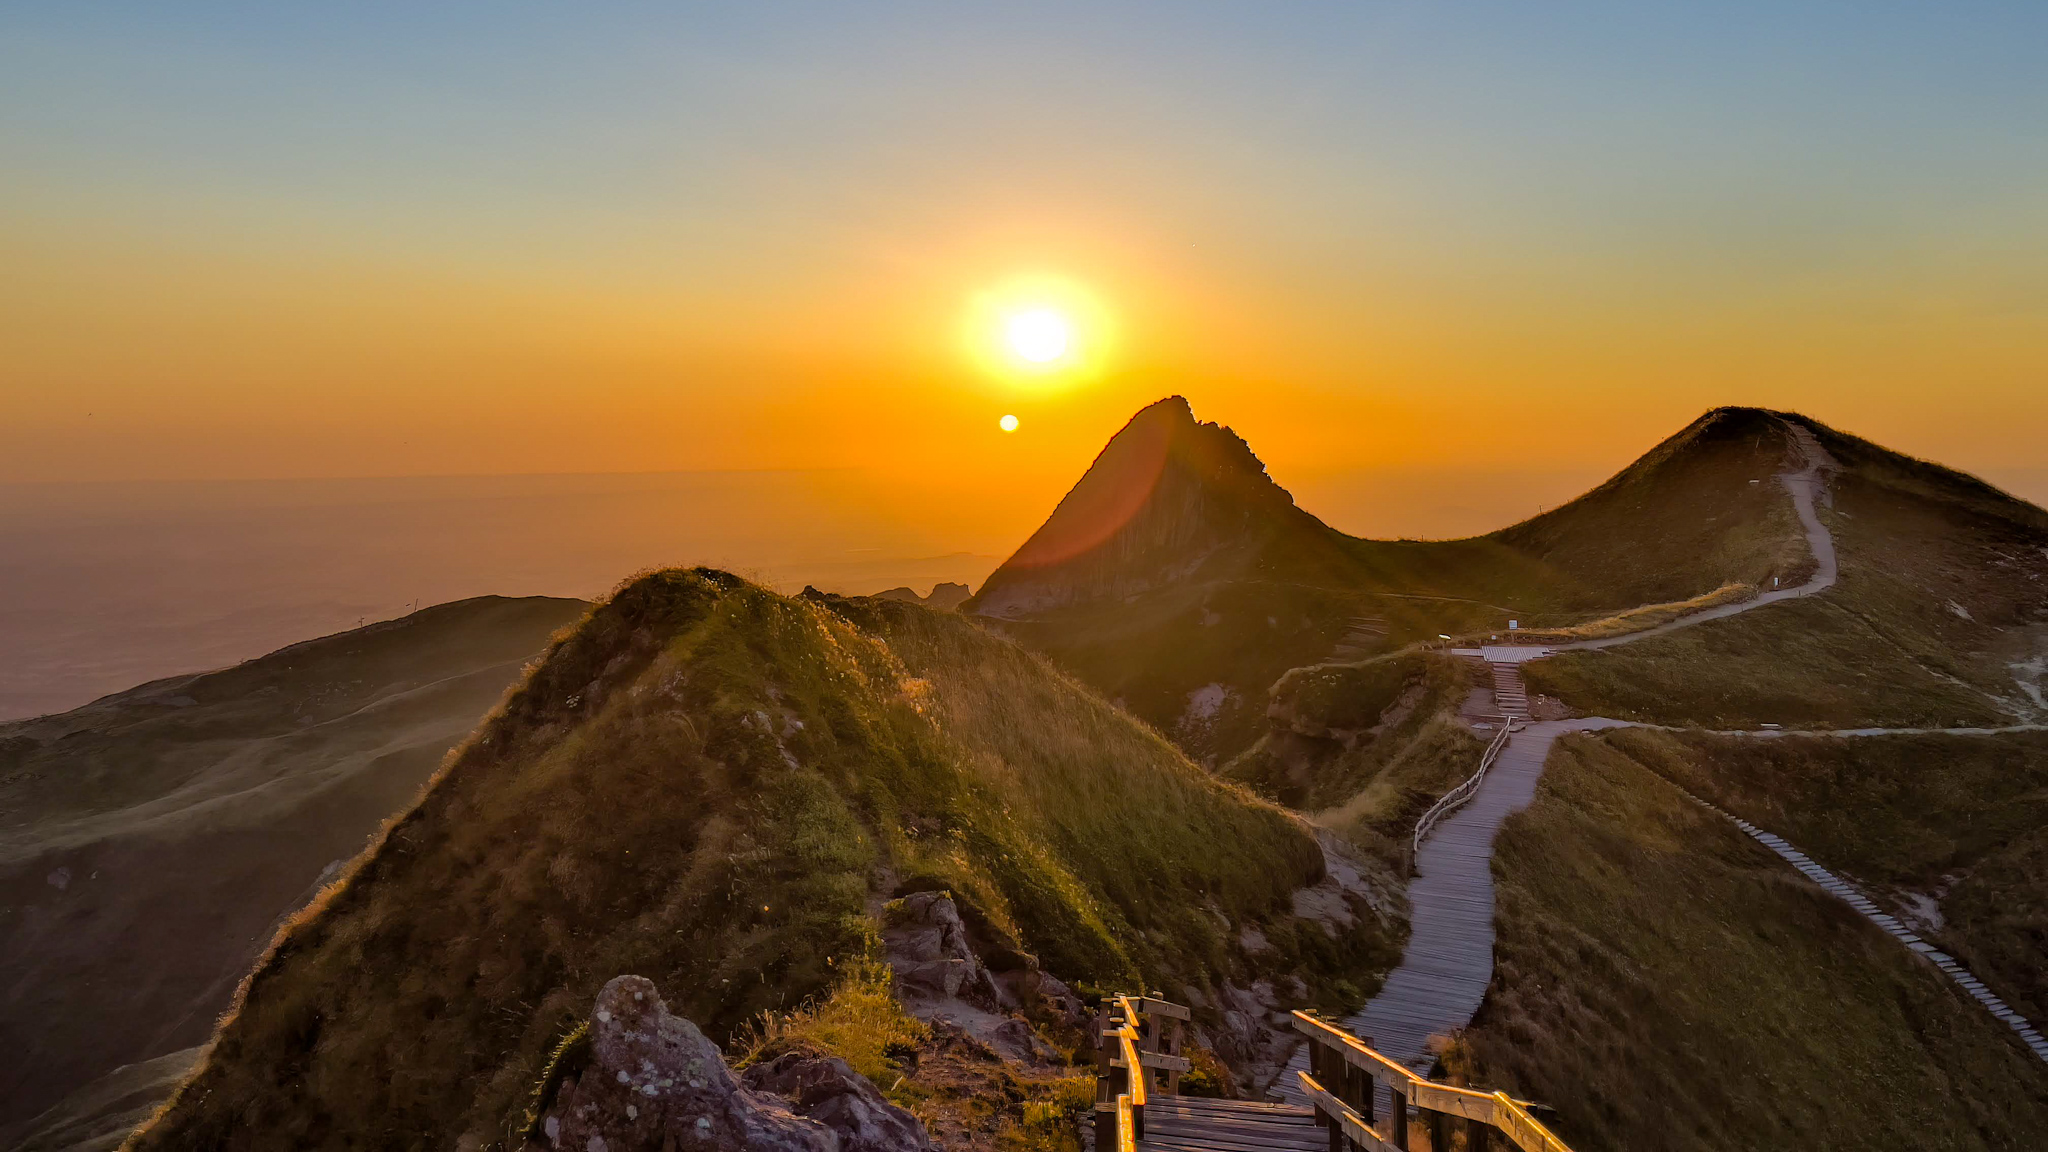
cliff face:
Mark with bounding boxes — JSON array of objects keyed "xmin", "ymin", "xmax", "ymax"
[{"xmin": 971, "ymin": 397, "xmax": 1324, "ymax": 617}]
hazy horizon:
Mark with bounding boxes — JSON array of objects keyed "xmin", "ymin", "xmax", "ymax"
[{"xmin": 7, "ymin": 448, "xmax": 2046, "ymax": 722}]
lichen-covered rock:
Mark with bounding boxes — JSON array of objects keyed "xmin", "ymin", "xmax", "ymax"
[
  {"xmin": 740, "ymin": 1051, "xmax": 933, "ymax": 1152},
  {"xmin": 535, "ymin": 976, "xmax": 836, "ymax": 1152}
]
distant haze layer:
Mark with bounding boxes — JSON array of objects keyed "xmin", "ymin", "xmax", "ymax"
[{"xmin": 7, "ymin": 461, "xmax": 2045, "ymax": 722}]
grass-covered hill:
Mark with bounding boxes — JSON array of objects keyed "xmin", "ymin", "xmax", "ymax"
[
  {"xmin": 1448, "ymin": 733, "xmax": 2048, "ymax": 1151},
  {"xmin": 1221, "ymin": 651, "xmax": 1488, "ymax": 871},
  {"xmin": 0, "ymin": 594, "xmax": 585, "ymax": 1145},
  {"xmin": 127, "ymin": 569, "xmax": 1394, "ymax": 1152},
  {"xmin": 971, "ymin": 402, "xmax": 1819, "ymax": 765},
  {"xmin": 1524, "ymin": 415, "xmax": 2048, "ymax": 728},
  {"xmin": 1608, "ymin": 727, "xmax": 2048, "ymax": 1035}
]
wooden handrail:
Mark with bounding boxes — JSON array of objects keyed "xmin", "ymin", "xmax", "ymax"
[
  {"xmin": 1110, "ymin": 998, "xmax": 1148, "ymax": 1112},
  {"xmin": 1296, "ymin": 1071, "xmax": 1399, "ymax": 1152},
  {"xmin": 1292, "ymin": 1011, "xmax": 1574, "ymax": 1152},
  {"xmin": 1096, "ymin": 994, "xmax": 1168, "ymax": 1150},
  {"xmin": 1412, "ymin": 718, "xmax": 1520, "ymax": 860}
]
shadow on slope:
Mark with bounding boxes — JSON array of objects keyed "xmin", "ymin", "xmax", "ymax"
[{"xmin": 0, "ymin": 595, "xmax": 585, "ymax": 1142}]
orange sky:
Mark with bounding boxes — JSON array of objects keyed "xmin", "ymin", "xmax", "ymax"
[{"xmin": 5, "ymin": 4, "xmax": 2047, "ymax": 528}]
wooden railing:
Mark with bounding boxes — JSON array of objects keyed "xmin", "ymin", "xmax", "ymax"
[
  {"xmin": 1093, "ymin": 993, "xmax": 1192, "ymax": 1151},
  {"xmin": 1292, "ymin": 1011, "xmax": 1571, "ymax": 1152},
  {"xmin": 1411, "ymin": 718, "xmax": 1520, "ymax": 862}
]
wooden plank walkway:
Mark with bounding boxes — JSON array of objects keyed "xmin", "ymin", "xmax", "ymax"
[
  {"xmin": 1276, "ymin": 671, "xmax": 1634, "ymax": 1105},
  {"xmin": 1094, "ymin": 1096, "xmax": 1324, "ymax": 1152}
]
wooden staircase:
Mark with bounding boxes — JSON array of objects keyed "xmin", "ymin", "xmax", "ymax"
[
  {"xmin": 1091, "ymin": 996, "xmax": 1574, "ymax": 1152},
  {"xmin": 1488, "ymin": 663, "xmax": 1529, "ymax": 718}
]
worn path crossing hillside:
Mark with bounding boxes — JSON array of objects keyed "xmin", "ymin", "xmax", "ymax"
[{"xmin": 1275, "ymin": 417, "xmax": 2046, "ymax": 1096}]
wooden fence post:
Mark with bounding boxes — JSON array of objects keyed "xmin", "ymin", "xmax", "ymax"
[
  {"xmin": 1427, "ymin": 1107, "xmax": 1447, "ymax": 1152},
  {"xmin": 1466, "ymin": 1115, "xmax": 1488, "ymax": 1152},
  {"xmin": 1389, "ymin": 1089, "xmax": 1408, "ymax": 1150}
]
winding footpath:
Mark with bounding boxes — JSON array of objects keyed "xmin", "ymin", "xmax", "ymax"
[{"xmin": 1276, "ymin": 418, "xmax": 2046, "ymax": 1099}]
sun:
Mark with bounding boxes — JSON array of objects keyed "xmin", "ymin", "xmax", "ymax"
[
  {"xmin": 962, "ymin": 274, "xmax": 1112, "ymax": 383},
  {"xmin": 1005, "ymin": 309, "xmax": 1071, "ymax": 364}
]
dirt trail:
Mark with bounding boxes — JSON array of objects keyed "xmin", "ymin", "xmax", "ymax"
[{"xmin": 1565, "ymin": 418, "xmax": 1839, "ymax": 651}]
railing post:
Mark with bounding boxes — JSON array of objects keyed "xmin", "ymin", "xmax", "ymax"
[
  {"xmin": 1164, "ymin": 1013, "xmax": 1184, "ymax": 1096},
  {"xmin": 1092, "ymin": 1002, "xmax": 1115, "ymax": 1152},
  {"xmin": 1466, "ymin": 1115, "xmax": 1488, "ymax": 1152},
  {"xmin": 1388, "ymin": 1087, "xmax": 1408, "ymax": 1151},
  {"xmin": 1427, "ymin": 1107, "xmax": 1447, "ymax": 1152}
]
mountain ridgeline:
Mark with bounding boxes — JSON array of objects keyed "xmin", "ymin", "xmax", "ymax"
[
  {"xmin": 127, "ymin": 569, "xmax": 1386, "ymax": 1151},
  {"xmin": 51, "ymin": 396, "xmax": 2048, "ymax": 1152},
  {"xmin": 967, "ymin": 399, "xmax": 1821, "ymax": 765}
]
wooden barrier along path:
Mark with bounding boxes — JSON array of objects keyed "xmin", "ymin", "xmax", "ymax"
[{"xmin": 1090, "ymin": 997, "xmax": 1572, "ymax": 1152}]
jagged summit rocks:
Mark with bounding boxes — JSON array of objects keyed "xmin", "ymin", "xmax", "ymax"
[
  {"xmin": 970, "ymin": 396, "xmax": 1329, "ymax": 618},
  {"xmin": 532, "ymin": 975, "xmax": 929, "ymax": 1152}
]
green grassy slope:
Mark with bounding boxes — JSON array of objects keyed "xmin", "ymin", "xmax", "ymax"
[
  {"xmin": 1607, "ymin": 727, "xmax": 2048, "ymax": 1027},
  {"xmin": 0, "ymin": 595, "xmax": 586, "ymax": 1142},
  {"xmin": 127, "ymin": 571, "xmax": 1393, "ymax": 1152},
  {"xmin": 1222, "ymin": 652, "xmax": 1488, "ymax": 871},
  {"xmin": 1450, "ymin": 734, "xmax": 2048, "ymax": 1151},
  {"xmin": 1525, "ymin": 415, "xmax": 2048, "ymax": 728}
]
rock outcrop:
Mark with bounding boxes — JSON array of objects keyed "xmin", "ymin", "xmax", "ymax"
[
  {"xmin": 969, "ymin": 396, "xmax": 1334, "ymax": 618},
  {"xmin": 882, "ymin": 892, "xmax": 1005, "ymax": 1010},
  {"xmin": 533, "ymin": 976, "xmax": 930, "ymax": 1152},
  {"xmin": 741, "ymin": 1052, "xmax": 932, "ymax": 1152}
]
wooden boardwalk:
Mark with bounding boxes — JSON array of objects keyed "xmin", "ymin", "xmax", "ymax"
[
  {"xmin": 1096, "ymin": 1096, "xmax": 1323, "ymax": 1152},
  {"xmin": 1092, "ymin": 997, "xmax": 1574, "ymax": 1152},
  {"xmin": 1276, "ymin": 673, "xmax": 1636, "ymax": 1105}
]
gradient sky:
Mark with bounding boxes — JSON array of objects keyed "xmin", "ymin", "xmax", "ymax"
[{"xmin": 5, "ymin": 2, "xmax": 2047, "ymax": 512}]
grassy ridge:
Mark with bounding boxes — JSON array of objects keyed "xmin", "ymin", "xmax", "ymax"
[
  {"xmin": 1606, "ymin": 727, "xmax": 2048, "ymax": 1025},
  {"xmin": 127, "ymin": 571, "xmax": 1367, "ymax": 1152},
  {"xmin": 1524, "ymin": 414, "xmax": 2048, "ymax": 729},
  {"xmin": 1450, "ymin": 734, "xmax": 2048, "ymax": 1151},
  {"xmin": 985, "ymin": 406, "xmax": 1821, "ymax": 766}
]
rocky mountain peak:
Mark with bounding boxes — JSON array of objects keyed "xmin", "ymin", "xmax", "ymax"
[{"xmin": 971, "ymin": 397, "xmax": 1314, "ymax": 617}]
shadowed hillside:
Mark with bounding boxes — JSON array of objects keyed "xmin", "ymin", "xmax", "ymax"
[
  {"xmin": 126, "ymin": 570, "xmax": 1397, "ymax": 1152},
  {"xmin": 970, "ymin": 400, "xmax": 1815, "ymax": 765},
  {"xmin": 0, "ymin": 595, "xmax": 586, "ymax": 1144}
]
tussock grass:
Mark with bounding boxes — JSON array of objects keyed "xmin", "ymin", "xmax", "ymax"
[
  {"xmin": 126, "ymin": 570, "xmax": 1357, "ymax": 1152},
  {"xmin": 732, "ymin": 957, "xmax": 928, "ymax": 1090},
  {"xmin": 1453, "ymin": 733, "xmax": 2048, "ymax": 1150}
]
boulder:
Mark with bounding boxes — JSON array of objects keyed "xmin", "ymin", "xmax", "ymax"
[
  {"xmin": 741, "ymin": 1051, "xmax": 933, "ymax": 1152},
  {"xmin": 534, "ymin": 976, "xmax": 835, "ymax": 1152},
  {"xmin": 883, "ymin": 892, "xmax": 1002, "ymax": 1009}
]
